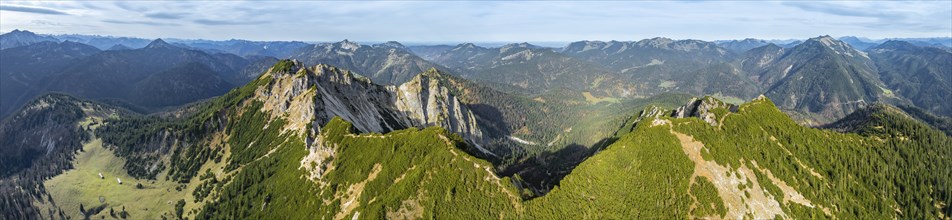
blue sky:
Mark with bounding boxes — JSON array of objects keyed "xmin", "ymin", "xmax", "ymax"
[{"xmin": 0, "ymin": 1, "xmax": 949, "ymax": 43}]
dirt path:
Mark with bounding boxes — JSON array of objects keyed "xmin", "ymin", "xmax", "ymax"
[{"xmin": 671, "ymin": 129, "xmax": 786, "ymax": 219}]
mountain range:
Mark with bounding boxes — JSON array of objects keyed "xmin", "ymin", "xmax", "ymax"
[
  {"xmin": 0, "ymin": 38, "xmax": 268, "ymax": 117},
  {"xmin": 288, "ymin": 40, "xmax": 448, "ymax": 85},
  {"xmin": 1, "ymin": 63, "xmax": 947, "ymax": 218},
  {"xmin": 429, "ymin": 42, "xmax": 630, "ymax": 95},
  {"xmin": 1, "ymin": 29, "xmax": 950, "ymax": 219}
]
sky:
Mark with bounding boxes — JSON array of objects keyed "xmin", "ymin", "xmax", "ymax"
[{"xmin": 0, "ymin": 1, "xmax": 950, "ymax": 44}]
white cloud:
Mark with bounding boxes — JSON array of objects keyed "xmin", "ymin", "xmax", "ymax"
[{"xmin": 0, "ymin": 1, "xmax": 949, "ymax": 43}]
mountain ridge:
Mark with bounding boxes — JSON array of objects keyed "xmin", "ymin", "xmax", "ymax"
[
  {"xmin": 1, "ymin": 29, "xmax": 951, "ymax": 219},
  {"xmin": 1, "ymin": 65, "xmax": 948, "ymax": 219}
]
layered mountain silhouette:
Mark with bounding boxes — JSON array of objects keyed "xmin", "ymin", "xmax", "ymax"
[
  {"xmin": 0, "ymin": 41, "xmax": 102, "ymax": 117},
  {"xmin": 430, "ymin": 42, "xmax": 630, "ymax": 95},
  {"xmin": 717, "ymin": 38, "xmax": 770, "ymax": 53},
  {"xmin": 289, "ymin": 40, "xmax": 447, "ymax": 85},
  {"xmin": 0, "ymin": 39, "xmax": 263, "ymax": 118},
  {"xmin": 867, "ymin": 40, "xmax": 952, "ymax": 116},
  {"xmin": 1, "ymin": 29, "xmax": 951, "ymax": 219},
  {"xmin": 0, "ymin": 29, "xmax": 59, "ymax": 50}
]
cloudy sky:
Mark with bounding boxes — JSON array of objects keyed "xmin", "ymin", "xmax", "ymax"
[{"xmin": 0, "ymin": 1, "xmax": 949, "ymax": 43}]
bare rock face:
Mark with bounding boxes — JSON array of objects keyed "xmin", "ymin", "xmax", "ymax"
[
  {"xmin": 633, "ymin": 105, "xmax": 667, "ymax": 124},
  {"xmin": 253, "ymin": 60, "xmax": 489, "ymax": 153},
  {"xmin": 393, "ymin": 71, "xmax": 486, "ymax": 151},
  {"xmin": 671, "ymin": 96, "xmax": 739, "ymax": 126}
]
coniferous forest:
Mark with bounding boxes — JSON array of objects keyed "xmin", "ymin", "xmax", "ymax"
[{"xmin": 1, "ymin": 1, "xmax": 951, "ymax": 219}]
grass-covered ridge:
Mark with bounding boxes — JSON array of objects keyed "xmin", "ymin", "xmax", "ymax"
[
  {"xmin": 669, "ymin": 97, "xmax": 951, "ymax": 219},
  {"xmin": 33, "ymin": 59, "xmax": 951, "ymax": 219},
  {"xmin": 198, "ymin": 117, "xmax": 523, "ymax": 219},
  {"xmin": 314, "ymin": 117, "xmax": 522, "ymax": 219},
  {"xmin": 519, "ymin": 96, "xmax": 950, "ymax": 219},
  {"xmin": 39, "ymin": 92, "xmax": 952, "ymax": 219}
]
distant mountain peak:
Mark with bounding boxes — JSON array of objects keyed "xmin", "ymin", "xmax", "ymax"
[
  {"xmin": 503, "ymin": 42, "xmax": 536, "ymax": 48},
  {"xmin": 739, "ymin": 38, "xmax": 767, "ymax": 44},
  {"xmin": 640, "ymin": 37, "xmax": 674, "ymax": 46},
  {"xmin": 871, "ymin": 40, "xmax": 916, "ymax": 50},
  {"xmin": 803, "ymin": 35, "xmax": 866, "ymax": 57},
  {"xmin": 500, "ymin": 42, "xmax": 540, "ymax": 53},
  {"xmin": 145, "ymin": 38, "xmax": 175, "ymax": 49},
  {"xmin": 719, "ymin": 38, "xmax": 770, "ymax": 52},
  {"xmin": 107, "ymin": 44, "xmax": 132, "ymax": 51},
  {"xmin": 1, "ymin": 29, "xmax": 60, "ymax": 49},
  {"xmin": 373, "ymin": 41, "xmax": 406, "ymax": 50},
  {"xmin": 2, "ymin": 29, "xmax": 40, "ymax": 38},
  {"xmin": 337, "ymin": 39, "xmax": 361, "ymax": 51},
  {"xmin": 811, "ymin": 35, "xmax": 836, "ymax": 45},
  {"xmin": 763, "ymin": 43, "xmax": 782, "ymax": 49},
  {"xmin": 450, "ymin": 43, "xmax": 485, "ymax": 52},
  {"xmin": 458, "ymin": 42, "xmax": 478, "ymax": 48}
]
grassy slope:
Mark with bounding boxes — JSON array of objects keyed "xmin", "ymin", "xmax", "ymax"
[
  {"xmin": 42, "ymin": 138, "xmax": 188, "ymax": 219},
  {"xmin": 41, "ymin": 117, "xmax": 190, "ymax": 220}
]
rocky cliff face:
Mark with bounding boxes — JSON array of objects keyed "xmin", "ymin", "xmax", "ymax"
[
  {"xmin": 393, "ymin": 71, "xmax": 487, "ymax": 153},
  {"xmin": 253, "ymin": 60, "xmax": 491, "ymax": 155}
]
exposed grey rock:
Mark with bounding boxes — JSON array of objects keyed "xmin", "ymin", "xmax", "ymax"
[
  {"xmin": 255, "ymin": 60, "xmax": 492, "ymax": 155},
  {"xmin": 633, "ymin": 105, "xmax": 667, "ymax": 124},
  {"xmin": 671, "ymin": 96, "xmax": 738, "ymax": 126}
]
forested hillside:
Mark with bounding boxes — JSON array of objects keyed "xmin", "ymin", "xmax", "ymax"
[{"xmin": 3, "ymin": 70, "xmax": 947, "ymax": 219}]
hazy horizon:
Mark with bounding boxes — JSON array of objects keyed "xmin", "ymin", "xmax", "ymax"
[
  {"xmin": 1, "ymin": 1, "xmax": 949, "ymax": 43},
  {"xmin": 4, "ymin": 28, "xmax": 951, "ymax": 49}
]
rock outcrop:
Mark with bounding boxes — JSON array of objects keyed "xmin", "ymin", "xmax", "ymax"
[
  {"xmin": 671, "ymin": 96, "xmax": 738, "ymax": 126},
  {"xmin": 631, "ymin": 96, "xmax": 741, "ymax": 129},
  {"xmin": 253, "ymin": 60, "xmax": 491, "ymax": 154},
  {"xmin": 394, "ymin": 71, "xmax": 486, "ymax": 152}
]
